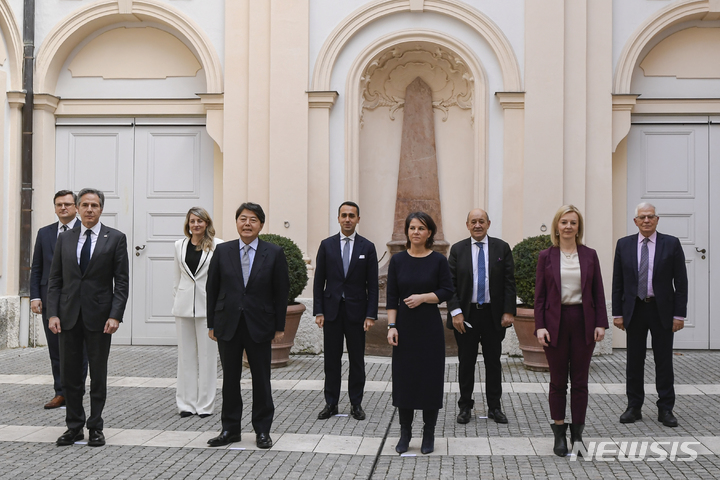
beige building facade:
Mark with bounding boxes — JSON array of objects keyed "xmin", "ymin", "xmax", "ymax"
[{"xmin": 0, "ymin": 0, "xmax": 718, "ymax": 350}]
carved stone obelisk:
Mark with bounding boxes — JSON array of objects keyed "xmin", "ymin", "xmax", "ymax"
[{"xmin": 387, "ymin": 76, "xmax": 449, "ymax": 256}]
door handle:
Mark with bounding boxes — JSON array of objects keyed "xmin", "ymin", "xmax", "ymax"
[
  {"xmin": 135, "ymin": 245, "xmax": 146, "ymax": 257},
  {"xmin": 695, "ymin": 247, "xmax": 706, "ymax": 254}
]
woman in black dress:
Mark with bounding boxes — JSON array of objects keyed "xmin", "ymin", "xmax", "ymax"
[{"xmin": 386, "ymin": 212, "xmax": 454, "ymax": 454}]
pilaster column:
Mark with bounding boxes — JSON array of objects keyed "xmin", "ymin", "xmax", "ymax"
[{"xmin": 496, "ymin": 92, "xmax": 525, "ymax": 247}]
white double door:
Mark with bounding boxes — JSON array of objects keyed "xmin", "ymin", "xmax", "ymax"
[
  {"xmin": 55, "ymin": 119, "xmax": 214, "ymax": 344},
  {"xmin": 628, "ymin": 116, "xmax": 720, "ymax": 349}
]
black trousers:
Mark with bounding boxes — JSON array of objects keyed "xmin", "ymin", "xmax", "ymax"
[
  {"xmin": 454, "ymin": 306, "xmax": 505, "ymax": 410},
  {"xmin": 58, "ymin": 313, "xmax": 112, "ymax": 431},
  {"xmin": 218, "ymin": 315, "xmax": 274, "ymax": 434},
  {"xmin": 626, "ymin": 299, "xmax": 675, "ymax": 411},
  {"xmin": 323, "ymin": 301, "xmax": 366, "ymax": 406}
]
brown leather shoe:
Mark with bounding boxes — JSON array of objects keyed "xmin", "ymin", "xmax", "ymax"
[{"xmin": 44, "ymin": 396, "xmax": 65, "ymax": 409}]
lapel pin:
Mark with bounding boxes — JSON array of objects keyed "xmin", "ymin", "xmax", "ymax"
[{"xmin": 104, "ymin": 234, "xmax": 108, "ymax": 238}]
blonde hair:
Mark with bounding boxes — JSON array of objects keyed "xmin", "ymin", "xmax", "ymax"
[
  {"xmin": 183, "ymin": 207, "xmax": 216, "ymax": 252},
  {"xmin": 550, "ymin": 204, "xmax": 584, "ymax": 247}
]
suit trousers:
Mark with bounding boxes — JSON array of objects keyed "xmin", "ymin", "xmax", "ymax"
[
  {"xmin": 217, "ymin": 315, "xmax": 274, "ymax": 434},
  {"xmin": 626, "ymin": 299, "xmax": 675, "ymax": 411},
  {"xmin": 543, "ymin": 305, "xmax": 595, "ymax": 424},
  {"xmin": 454, "ymin": 306, "xmax": 504, "ymax": 410},
  {"xmin": 58, "ymin": 312, "xmax": 112, "ymax": 431},
  {"xmin": 323, "ymin": 301, "xmax": 366, "ymax": 406},
  {"xmin": 175, "ymin": 316, "xmax": 218, "ymax": 415}
]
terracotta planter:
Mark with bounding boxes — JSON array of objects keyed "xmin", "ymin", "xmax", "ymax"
[
  {"xmin": 245, "ymin": 302, "xmax": 306, "ymax": 368},
  {"xmin": 270, "ymin": 302, "xmax": 306, "ymax": 367},
  {"xmin": 514, "ymin": 307, "xmax": 549, "ymax": 371}
]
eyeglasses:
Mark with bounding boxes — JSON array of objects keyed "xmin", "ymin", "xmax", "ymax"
[
  {"xmin": 55, "ymin": 203, "xmax": 75, "ymax": 208},
  {"xmin": 636, "ymin": 215, "xmax": 657, "ymax": 220}
]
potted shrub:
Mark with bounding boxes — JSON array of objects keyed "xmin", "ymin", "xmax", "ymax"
[
  {"xmin": 260, "ymin": 233, "xmax": 309, "ymax": 367},
  {"xmin": 512, "ymin": 234, "xmax": 552, "ymax": 371}
]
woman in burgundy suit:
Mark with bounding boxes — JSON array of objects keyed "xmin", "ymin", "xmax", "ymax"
[{"xmin": 534, "ymin": 205, "xmax": 608, "ymax": 457}]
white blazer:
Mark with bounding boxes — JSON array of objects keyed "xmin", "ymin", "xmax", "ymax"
[{"xmin": 172, "ymin": 237, "xmax": 223, "ymax": 318}]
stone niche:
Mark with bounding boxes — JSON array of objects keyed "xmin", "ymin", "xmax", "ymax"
[{"xmin": 358, "ymin": 42, "xmax": 477, "ymax": 263}]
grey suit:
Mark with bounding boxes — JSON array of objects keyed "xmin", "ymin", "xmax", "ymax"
[{"xmin": 47, "ymin": 222, "xmax": 129, "ymax": 431}]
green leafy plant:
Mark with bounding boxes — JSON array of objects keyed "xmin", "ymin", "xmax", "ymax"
[
  {"xmin": 512, "ymin": 234, "xmax": 552, "ymax": 307},
  {"xmin": 259, "ymin": 233, "xmax": 308, "ymax": 304}
]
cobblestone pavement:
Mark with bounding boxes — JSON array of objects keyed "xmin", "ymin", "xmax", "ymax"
[{"xmin": 0, "ymin": 346, "xmax": 718, "ymax": 479}]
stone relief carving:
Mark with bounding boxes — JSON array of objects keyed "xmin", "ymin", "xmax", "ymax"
[{"xmin": 360, "ymin": 43, "xmax": 474, "ymax": 127}]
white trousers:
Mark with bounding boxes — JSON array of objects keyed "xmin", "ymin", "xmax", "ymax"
[{"xmin": 175, "ymin": 316, "xmax": 218, "ymax": 415}]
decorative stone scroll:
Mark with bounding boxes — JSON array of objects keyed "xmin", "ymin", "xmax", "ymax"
[{"xmin": 360, "ymin": 42, "xmax": 474, "ymax": 126}]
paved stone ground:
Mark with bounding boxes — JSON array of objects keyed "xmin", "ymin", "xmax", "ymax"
[{"xmin": 0, "ymin": 346, "xmax": 719, "ymax": 479}]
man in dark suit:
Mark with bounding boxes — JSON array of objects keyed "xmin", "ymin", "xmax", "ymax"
[
  {"xmin": 47, "ymin": 188, "xmax": 129, "ymax": 447},
  {"xmin": 206, "ymin": 202, "xmax": 289, "ymax": 449},
  {"xmin": 30, "ymin": 190, "xmax": 87, "ymax": 409},
  {"xmin": 313, "ymin": 201, "xmax": 378, "ymax": 420},
  {"xmin": 613, "ymin": 202, "xmax": 688, "ymax": 427},
  {"xmin": 448, "ymin": 209, "xmax": 516, "ymax": 424}
]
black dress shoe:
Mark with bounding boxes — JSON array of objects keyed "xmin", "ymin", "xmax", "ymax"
[
  {"xmin": 256, "ymin": 432, "xmax": 273, "ymax": 449},
  {"xmin": 207, "ymin": 431, "xmax": 241, "ymax": 447},
  {"xmin": 658, "ymin": 409, "xmax": 678, "ymax": 427},
  {"xmin": 56, "ymin": 428, "xmax": 83, "ymax": 446},
  {"xmin": 488, "ymin": 408, "xmax": 508, "ymax": 424},
  {"xmin": 180, "ymin": 411, "xmax": 194, "ymax": 418},
  {"xmin": 317, "ymin": 404, "xmax": 338, "ymax": 420},
  {"xmin": 88, "ymin": 429, "xmax": 106, "ymax": 447},
  {"xmin": 198, "ymin": 413, "xmax": 212, "ymax": 419},
  {"xmin": 350, "ymin": 404, "xmax": 366, "ymax": 420},
  {"xmin": 620, "ymin": 407, "xmax": 642, "ymax": 423},
  {"xmin": 456, "ymin": 407, "xmax": 472, "ymax": 424}
]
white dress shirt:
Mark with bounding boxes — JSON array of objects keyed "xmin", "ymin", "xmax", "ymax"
[
  {"xmin": 58, "ymin": 217, "xmax": 78, "ymax": 237},
  {"xmin": 451, "ymin": 236, "xmax": 491, "ymax": 317},
  {"xmin": 76, "ymin": 222, "xmax": 102, "ymax": 264},
  {"xmin": 637, "ymin": 231, "xmax": 657, "ymax": 298},
  {"xmin": 340, "ymin": 231, "xmax": 356, "ymax": 259}
]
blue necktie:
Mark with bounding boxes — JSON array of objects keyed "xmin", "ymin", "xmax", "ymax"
[
  {"xmin": 80, "ymin": 229, "xmax": 92, "ymax": 274},
  {"xmin": 638, "ymin": 237, "xmax": 649, "ymax": 300},
  {"xmin": 476, "ymin": 241, "xmax": 486, "ymax": 304},
  {"xmin": 342, "ymin": 237, "xmax": 351, "ymax": 277}
]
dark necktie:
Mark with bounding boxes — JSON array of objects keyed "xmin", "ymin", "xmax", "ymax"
[
  {"xmin": 476, "ymin": 241, "xmax": 486, "ymax": 304},
  {"xmin": 638, "ymin": 237, "xmax": 649, "ymax": 300},
  {"xmin": 80, "ymin": 229, "xmax": 92, "ymax": 274},
  {"xmin": 342, "ymin": 237, "xmax": 351, "ymax": 277},
  {"xmin": 242, "ymin": 244, "xmax": 251, "ymax": 287}
]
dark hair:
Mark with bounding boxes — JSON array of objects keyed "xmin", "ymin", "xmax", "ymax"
[
  {"xmin": 77, "ymin": 188, "xmax": 105, "ymax": 208},
  {"xmin": 338, "ymin": 201, "xmax": 360, "ymax": 217},
  {"xmin": 53, "ymin": 190, "xmax": 77, "ymax": 204},
  {"xmin": 404, "ymin": 211, "xmax": 436, "ymax": 249},
  {"xmin": 235, "ymin": 202, "xmax": 265, "ymax": 224}
]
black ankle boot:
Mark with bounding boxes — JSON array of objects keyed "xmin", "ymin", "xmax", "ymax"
[
  {"xmin": 569, "ymin": 423, "xmax": 585, "ymax": 456},
  {"xmin": 550, "ymin": 423, "xmax": 568, "ymax": 457},
  {"xmin": 420, "ymin": 425, "xmax": 435, "ymax": 454},
  {"xmin": 396, "ymin": 425, "xmax": 412, "ymax": 454}
]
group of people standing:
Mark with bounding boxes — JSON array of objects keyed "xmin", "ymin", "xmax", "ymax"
[{"xmin": 31, "ymin": 189, "xmax": 687, "ymax": 457}]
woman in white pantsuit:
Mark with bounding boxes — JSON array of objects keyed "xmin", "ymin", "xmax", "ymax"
[{"xmin": 172, "ymin": 207, "xmax": 222, "ymax": 418}]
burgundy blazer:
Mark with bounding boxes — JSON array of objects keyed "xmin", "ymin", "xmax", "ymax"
[{"xmin": 534, "ymin": 245, "xmax": 609, "ymax": 347}]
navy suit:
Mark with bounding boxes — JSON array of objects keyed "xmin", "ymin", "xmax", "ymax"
[
  {"xmin": 313, "ymin": 233, "xmax": 378, "ymax": 406},
  {"xmin": 612, "ymin": 232, "xmax": 688, "ymax": 411},
  {"xmin": 30, "ymin": 221, "xmax": 86, "ymax": 397},
  {"xmin": 206, "ymin": 239, "xmax": 289, "ymax": 434}
]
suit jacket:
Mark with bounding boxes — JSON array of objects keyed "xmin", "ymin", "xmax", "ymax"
[
  {"xmin": 30, "ymin": 222, "xmax": 62, "ymax": 304},
  {"xmin": 534, "ymin": 245, "xmax": 609, "ymax": 347},
  {"xmin": 313, "ymin": 233, "xmax": 379, "ymax": 323},
  {"xmin": 172, "ymin": 237, "xmax": 223, "ymax": 318},
  {"xmin": 46, "ymin": 223, "xmax": 130, "ymax": 331},
  {"xmin": 446, "ymin": 236, "xmax": 517, "ymax": 331},
  {"xmin": 206, "ymin": 239, "xmax": 290, "ymax": 343},
  {"xmin": 612, "ymin": 232, "xmax": 688, "ymax": 329}
]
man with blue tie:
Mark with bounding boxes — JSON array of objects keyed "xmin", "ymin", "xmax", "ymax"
[
  {"xmin": 313, "ymin": 202, "xmax": 378, "ymax": 420},
  {"xmin": 612, "ymin": 202, "xmax": 688, "ymax": 427},
  {"xmin": 30, "ymin": 190, "xmax": 88, "ymax": 409},
  {"xmin": 447, "ymin": 209, "xmax": 516, "ymax": 424},
  {"xmin": 206, "ymin": 203, "xmax": 289, "ymax": 448},
  {"xmin": 47, "ymin": 188, "xmax": 129, "ymax": 447}
]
